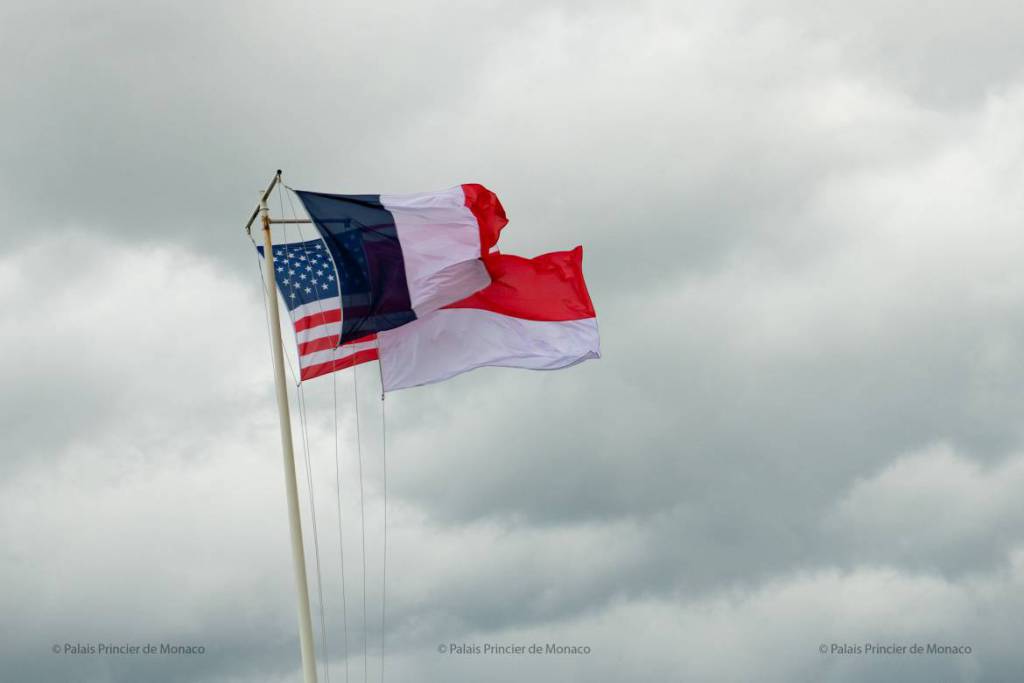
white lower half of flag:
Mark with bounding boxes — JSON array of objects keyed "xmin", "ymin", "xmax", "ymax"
[{"xmin": 377, "ymin": 308, "xmax": 600, "ymax": 391}]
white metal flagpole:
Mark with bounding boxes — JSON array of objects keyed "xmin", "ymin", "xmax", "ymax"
[{"xmin": 260, "ymin": 192, "xmax": 319, "ymax": 683}]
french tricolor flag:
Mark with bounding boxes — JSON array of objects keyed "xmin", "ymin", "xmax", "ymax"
[{"xmin": 295, "ymin": 184, "xmax": 508, "ymax": 344}]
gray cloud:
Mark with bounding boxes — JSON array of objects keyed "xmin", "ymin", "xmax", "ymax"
[{"xmin": 4, "ymin": 1, "xmax": 1024, "ymax": 681}]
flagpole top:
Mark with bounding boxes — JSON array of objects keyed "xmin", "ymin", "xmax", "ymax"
[{"xmin": 244, "ymin": 170, "xmax": 285, "ymax": 235}]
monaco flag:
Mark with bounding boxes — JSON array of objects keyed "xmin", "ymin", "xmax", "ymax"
[
  {"xmin": 295, "ymin": 184, "xmax": 507, "ymax": 344},
  {"xmin": 376, "ymin": 246, "xmax": 600, "ymax": 391}
]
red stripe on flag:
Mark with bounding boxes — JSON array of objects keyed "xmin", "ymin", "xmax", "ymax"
[
  {"xmin": 294, "ymin": 308, "xmax": 341, "ymax": 332},
  {"xmin": 298, "ymin": 335, "xmax": 340, "ymax": 357},
  {"xmin": 462, "ymin": 183, "xmax": 508, "ymax": 257},
  {"xmin": 300, "ymin": 348, "xmax": 380, "ymax": 381}
]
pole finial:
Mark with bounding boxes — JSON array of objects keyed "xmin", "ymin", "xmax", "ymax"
[{"xmin": 244, "ymin": 170, "xmax": 284, "ymax": 235}]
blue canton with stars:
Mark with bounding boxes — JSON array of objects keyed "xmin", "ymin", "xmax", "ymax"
[{"xmin": 257, "ymin": 239, "xmax": 339, "ymax": 312}]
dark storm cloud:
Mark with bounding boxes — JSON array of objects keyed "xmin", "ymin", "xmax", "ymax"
[{"xmin": 4, "ymin": 1, "xmax": 1024, "ymax": 682}]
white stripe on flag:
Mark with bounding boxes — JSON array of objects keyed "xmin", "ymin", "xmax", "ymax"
[
  {"xmin": 381, "ymin": 186, "xmax": 490, "ymax": 316},
  {"xmin": 290, "ymin": 299, "xmax": 340, "ymax": 323},
  {"xmin": 295, "ymin": 316, "xmax": 341, "ymax": 346}
]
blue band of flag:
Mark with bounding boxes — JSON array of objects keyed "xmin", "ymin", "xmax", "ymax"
[{"xmin": 296, "ymin": 190, "xmax": 416, "ymax": 344}]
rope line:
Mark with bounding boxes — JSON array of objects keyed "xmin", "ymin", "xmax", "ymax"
[
  {"xmin": 284, "ymin": 186, "xmax": 353, "ymax": 683},
  {"xmin": 297, "ymin": 384, "xmax": 332, "ymax": 683},
  {"xmin": 297, "ymin": 179, "xmax": 371, "ymax": 680},
  {"xmin": 332, "ymin": 367, "xmax": 351, "ymax": 683},
  {"xmin": 353, "ymin": 365, "xmax": 369, "ymax": 683},
  {"xmin": 379, "ymin": 385, "xmax": 388, "ymax": 683},
  {"xmin": 249, "ymin": 236, "xmax": 277, "ymax": 369}
]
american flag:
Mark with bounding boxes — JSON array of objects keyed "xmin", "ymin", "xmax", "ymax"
[{"xmin": 258, "ymin": 238, "xmax": 378, "ymax": 381}]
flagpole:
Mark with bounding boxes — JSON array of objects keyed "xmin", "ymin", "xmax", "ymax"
[{"xmin": 259, "ymin": 186, "xmax": 319, "ymax": 683}]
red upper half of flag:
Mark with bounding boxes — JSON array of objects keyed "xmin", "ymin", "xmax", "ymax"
[{"xmin": 444, "ymin": 247, "xmax": 596, "ymax": 322}]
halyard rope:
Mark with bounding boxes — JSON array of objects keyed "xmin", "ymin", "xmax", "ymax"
[{"xmin": 285, "ymin": 186, "xmax": 352, "ymax": 683}]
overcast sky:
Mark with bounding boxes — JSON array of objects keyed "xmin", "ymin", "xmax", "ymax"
[{"xmin": 3, "ymin": 1, "xmax": 1024, "ymax": 681}]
